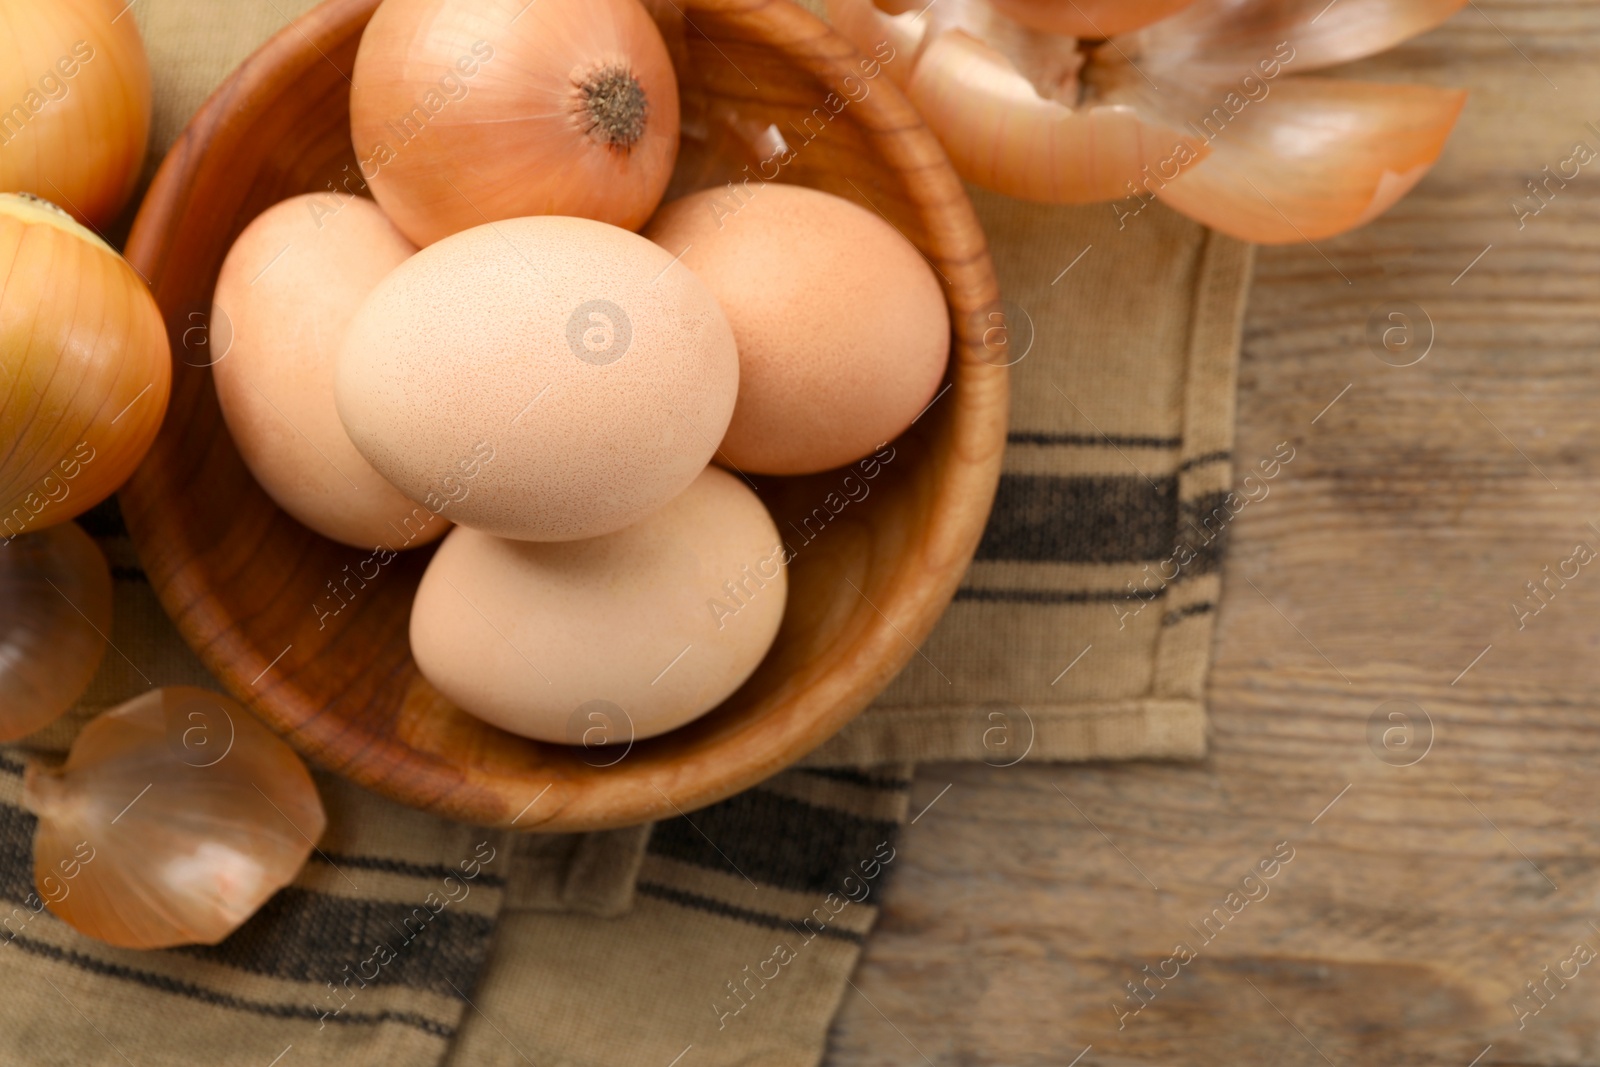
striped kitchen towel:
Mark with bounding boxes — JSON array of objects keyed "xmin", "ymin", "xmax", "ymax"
[
  {"xmin": 0, "ymin": 506, "xmax": 912, "ymax": 1065},
  {"xmin": 446, "ymin": 765, "xmax": 912, "ymax": 1067},
  {"xmin": 0, "ymin": 3, "xmax": 1252, "ymax": 1067},
  {"xmin": 0, "ymin": 750, "xmax": 503, "ymax": 1064},
  {"xmin": 0, "ymin": 495, "xmax": 512, "ymax": 1065},
  {"xmin": 0, "ymin": 489, "xmax": 911, "ymax": 1065}
]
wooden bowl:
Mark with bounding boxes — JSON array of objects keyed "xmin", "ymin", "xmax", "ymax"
[{"xmin": 121, "ymin": 0, "xmax": 1007, "ymax": 831}]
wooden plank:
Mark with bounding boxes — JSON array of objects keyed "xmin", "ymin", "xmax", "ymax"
[{"xmin": 828, "ymin": 2, "xmax": 1600, "ymax": 1063}]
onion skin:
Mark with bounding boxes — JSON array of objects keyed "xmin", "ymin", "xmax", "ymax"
[
  {"xmin": 826, "ymin": 0, "xmax": 926, "ymax": 90},
  {"xmin": 829, "ymin": 0, "xmax": 1211, "ymax": 203},
  {"xmin": 1129, "ymin": 0, "xmax": 1470, "ymax": 76},
  {"xmin": 0, "ymin": 0, "xmax": 152, "ymax": 228},
  {"xmin": 0, "ymin": 522, "xmax": 110, "ymax": 742},
  {"xmin": 828, "ymin": 0, "xmax": 1467, "ymax": 241},
  {"xmin": 991, "ymin": 0, "xmax": 1197, "ymax": 38},
  {"xmin": 350, "ymin": 0, "xmax": 680, "ymax": 245},
  {"xmin": 22, "ymin": 687, "xmax": 326, "ymax": 950},
  {"xmin": 907, "ymin": 27, "xmax": 1208, "ymax": 203},
  {"xmin": 0, "ymin": 194, "xmax": 171, "ymax": 536},
  {"xmin": 1149, "ymin": 79, "xmax": 1468, "ymax": 244}
]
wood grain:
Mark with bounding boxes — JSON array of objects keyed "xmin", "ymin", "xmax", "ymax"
[
  {"xmin": 117, "ymin": 0, "xmax": 1008, "ymax": 831},
  {"xmin": 828, "ymin": 3, "xmax": 1600, "ymax": 1064}
]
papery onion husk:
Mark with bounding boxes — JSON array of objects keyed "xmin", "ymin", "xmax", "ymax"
[
  {"xmin": 1126, "ymin": 0, "xmax": 1469, "ymax": 76},
  {"xmin": 829, "ymin": 0, "xmax": 1467, "ymax": 240},
  {"xmin": 350, "ymin": 0, "xmax": 680, "ymax": 246},
  {"xmin": 22, "ymin": 686, "xmax": 326, "ymax": 950},
  {"xmin": 826, "ymin": 0, "xmax": 927, "ymax": 89},
  {"xmin": 0, "ymin": 193, "xmax": 172, "ymax": 535},
  {"xmin": 829, "ymin": 0, "xmax": 1208, "ymax": 202},
  {"xmin": 907, "ymin": 27, "xmax": 1208, "ymax": 202},
  {"xmin": 0, "ymin": 522, "xmax": 111, "ymax": 741},
  {"xmin": 992, "ymin": 0, "xmax": 1198, "ymax": 39},
  {"xmin": 1140, "ymin": 78, "xmax": 1467, "ymax": 243},
  {"xmin": 0, "ymin": 0, "xmax": 152, "ymax": 228}
]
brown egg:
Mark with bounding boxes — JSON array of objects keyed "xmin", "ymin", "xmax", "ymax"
[
  {"xmin": 212, "ymin": 194, "xmax": 445, "ymax": 551},
  {"xmin": 335, "ymin": 215, "xmax": 739, "ymax": 541},
  {"xmin": 644, "ymin": 183, "xmax": 950, "ymax": 475},
  {"xmin": 409, "ymin": 466, "xmax": 786, "ymax": 744}
]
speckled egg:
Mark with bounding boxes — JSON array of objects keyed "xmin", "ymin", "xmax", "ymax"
[
  {"xmin": 644, "ymin": 183, "xmax": 949, "ymax": 475},
  {"xmin": 212, "ymin": 193, "xmax": 445, "ymax": 550},
  {"xmin": 409, "ymin": 466, "xmax": 787, "ymax": 743},
  {"xmin": 334, "ymin": 215, "xmax": 739, "ymax": 541}
]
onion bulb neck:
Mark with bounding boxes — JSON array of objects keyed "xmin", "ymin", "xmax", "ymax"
[{"xmin": 576, "ymin": 63, "xmax": 650, "ymax": 151}]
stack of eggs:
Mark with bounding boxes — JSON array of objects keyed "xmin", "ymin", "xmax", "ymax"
[{"xmin": 212, "ymin": 0, "xmax": 950, "ymax": 747}]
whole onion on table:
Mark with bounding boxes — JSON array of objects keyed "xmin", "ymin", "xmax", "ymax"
[{"xmin": 0, "ymin": 0, "xmax": 152, "ymax": 227}]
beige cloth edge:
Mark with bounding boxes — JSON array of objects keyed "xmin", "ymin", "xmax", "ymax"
[
  {"xmin": 817, "ymin": 228, "xmax": 1254, "ymax": 767},
  {"xmin": 504, "ymin": 824, "xmax": 651, "ymax": 917},
  {"xmin": 804, "ymin": 698, "xmax": 1209, "ymax": 766}
]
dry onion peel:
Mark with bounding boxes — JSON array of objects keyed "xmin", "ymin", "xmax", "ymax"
[
  {"xmin": 1144, "ymin": 78, "xmax": 1467, "ymax": 243},
  {"xmin": 1127, "ymin": 0, "xmax": 1469, "ymax": 75},
  {"xmin": 351, "ymin": 0, "xmax": 680, "ymax": 246},
  {"xmin": 829, "ymin": 0, "xmax": 1467, "ymax": 240},
  {"xmin": 826, "ymin": 0, "xmax": 927, "ymax": 90},
  {"xmin": 0, "ymin": 194, "xmax": 171, "ymax": 535},
  {"xmin": 909, "ymin": 28, "xmax": 1208, "ymax": 202},
  {"xmin": 991, "ymin": 0, "xmax": 1199, "ymax": 39},
  {"xmin": 0, "ymin": 521, "xmax": 110, "ymax": 741},
  {"xmin": 0, "ymin": 0, "xmax": 152, "ymax": 228},
  {"xmin": 828, "ymin": 0, "xmax": 1208, "ymax": 202},
  {"xmin": 22, "ymin": 686, "xmax": 326, "ymax": 950},
  {"xmin": 845, "ymin": 0, "xmax": 1092, "ymax": 101}
]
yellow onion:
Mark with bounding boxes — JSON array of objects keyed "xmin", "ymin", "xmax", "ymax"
[
  {"xmin": 0, "ymin": 0, "xmax": 152, "ymax": 228},
  {"xmin": 350, "ymin": 0, "xmax": 680, "ymax": 246},
  {"xmin": 0, "ymin": 521, "xmax": 111, "ymax": 741},
  {"xmin": 21, "ymin": 686, "xmax": 326, "ymax": 950},
  {"xmin": 0, "ymin": 193, "xmax": 171, "ymax": 536},
  {"xmin": 828, "ymin": 0, "xmax": 1469, "ymax": 242}
]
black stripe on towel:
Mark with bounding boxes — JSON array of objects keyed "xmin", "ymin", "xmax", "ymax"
[
  {"xmin": 794, "ymin": 768, "xmax": 913, "ymax": 791},
  {"xmin": 0, "ymin": 802, "xmax": 36, "ymax": 905},
  {"xmin": 1162, "ymin": 602, "xmax": 1216, "ymax": 625},
  {"xmin": 636, "ymin": 882, "xmax": 864, "ymax": 944},
  {"xmin": 975, "ymin": 474, "xmax": 1177, "ymax": 563},
  {"xmin": 174, "ymin": 887, "xmax": 494, "ymax": 998},
  {"xmin": 1174, "ymin": 491, "xmax": 1234, "ymax": 576},
  {"xmin": 1007, "ymin": 432, "xmax": 1183, "ymax": 449},
  {"xmin": 4, "ymin": 935, "xmax": 453, "ymax": 1037},
  {"xmin": 955, "ymin": 586, "xmax": 1164, "ymax": 605},
  {"xmin": 1178, "ymin": 450, "xmax": 1232, "ymax": 473},
  {"xmin": 648, "ymin": 789, "xmax": 898, "ymax": 896}
]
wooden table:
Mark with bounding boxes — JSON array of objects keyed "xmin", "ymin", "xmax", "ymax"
[{"xmin": 829, "ymin": 4, "xmax": 1600, "ymax": 1063}]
